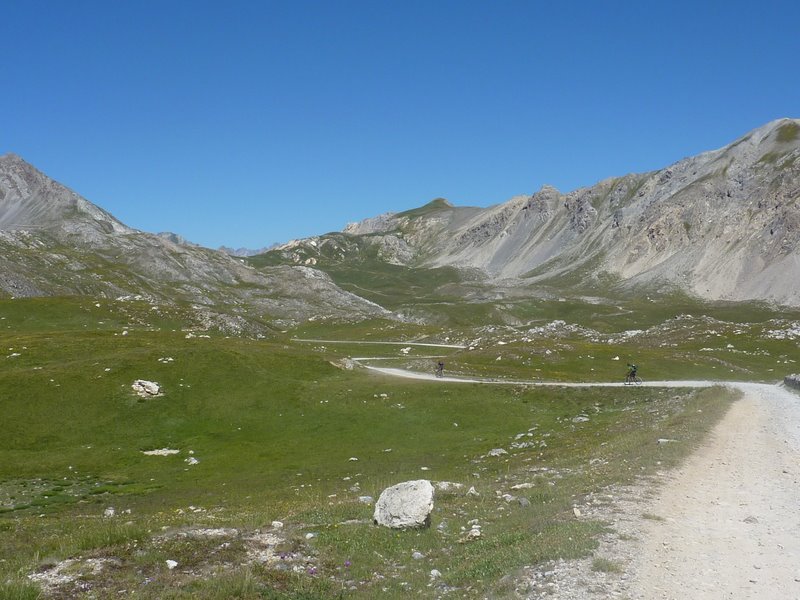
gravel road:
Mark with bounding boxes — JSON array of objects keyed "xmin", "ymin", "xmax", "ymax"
[
  {"xmin": 627, "ymin": 382, "xmax": 800, "ymax": 599},
  {"xmin": 359, "ymin": 361, "xmax": 800, "ymax": 598}
]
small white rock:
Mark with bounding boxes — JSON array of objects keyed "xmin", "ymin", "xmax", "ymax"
[
  {"xmin": 166, "ymin": 559, "xmax": 178, "ymax": 570},
  {"xmin": 271, "ymin": 521, "xmax": 284, "ymax": 529}
]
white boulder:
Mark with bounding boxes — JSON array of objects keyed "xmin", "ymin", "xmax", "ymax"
[
  {"xmin": 132, "ymin": 380, "xmax": 161, "ymax": 397},
  {"xmin": 373, "ymin": 479, "xmax": 434, "ymax": 529}
]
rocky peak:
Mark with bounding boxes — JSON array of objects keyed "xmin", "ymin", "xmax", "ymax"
[
  {"xmin": 0, "ymin": 154, "xmax": 131, "ymax": 236},
  {"xmin": 343, "ymin": 211, "xmax": 398, "ymax": 235}
]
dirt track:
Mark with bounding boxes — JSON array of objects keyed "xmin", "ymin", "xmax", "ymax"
[
  {"xmin": 628, "ymin": 382, "xmax": 800, "ymax": 599},
  {"xmin": 358, "ymin": 360, "xmax": 800, "ymax": 598}
]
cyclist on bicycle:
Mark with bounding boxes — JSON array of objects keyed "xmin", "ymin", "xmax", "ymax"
[
  {"xmin": 436, "ymin": 361, "xmax": 444, "ymax": 378},
  {"xmin": 626, "ymin": 363, "xmax": 638, "ymax": 383}
]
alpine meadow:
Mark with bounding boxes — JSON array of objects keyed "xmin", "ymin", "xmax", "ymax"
[{"xmin": 1, "ymin": 118, "xmax": 800, "ymax": 598}]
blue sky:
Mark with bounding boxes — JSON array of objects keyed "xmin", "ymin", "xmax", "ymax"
[{"xmin": 2, "ymin": 1, "xmax": 798, "ymax": 249}]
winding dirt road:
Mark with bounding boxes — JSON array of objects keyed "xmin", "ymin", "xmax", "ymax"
[{"xmin": 356, "ymin": 359, "xmax": 800, "ymax": 598}]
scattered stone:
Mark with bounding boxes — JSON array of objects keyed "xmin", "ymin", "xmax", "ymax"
[
  {"xmin": 412, "ymin": 551, "xmax": 425, "ymax": 560},
  {"xmin": 170, "ymin": 528, "xmax": 238, "ymax": 539},
  {"xmin": 103, "ymin": 507, "xmax": 115, "ymax": 518},
  {"xmin": 184, "ymin": 457, "xmax": 199, "ymax": 466},
  {"xmin": 434, "ymin": 481, "xmax": 465, "ymax": 495},
  {"xmin": 518, "ymin": 497, "xmax": 531, "ymax": 508},
  {"xmin": 358, "ymin": 496, "xmax": 374, "ymax": 505},
  {"xmin": 467, "ymin": 486, "xmax": 480, "ymax": 498},
  {"xmin": 271, "ymin": 521, "xmax": 284, "ymax": 529},
  {"xmin": 142, "ymin": 448, "xmax": 180, "ymax": 456},
  {"xmin": 330, "ymin": 358, "xmax": 355, "ymax": 370},
  {"xmin": 511, "ymin": 482, "xmax": 535, "ymax": 490},
  {"xmin": 785, "ymin": 374, "xmax": 800, "ymax": 390},
  {"xmin": 743, "ymin": 515, "xmax": 759, "ymax": 524},
  {"xmin": 657, "ymin": 438, "xmax": 678, "ymax": 444},
  {"xmin": 464, "ymin": 526, "xmax": 481, "ymax": 541},
  {"xmin": 487, "ymin": 448, "xmax": 508, "ymax": 457},
  {"xmin": 373, "ymin": 479, "xmax": 434, "ymax": 529},
  {"xmin": 132, "ymin": 379, "xmax": 161, "ymax": 397},
  {"xmin": 573, "ymin": 507, "xmax": 582, "ymax": 517},
  {"xmin": 430, "ymin": 569, "xmax": 442, "ymax": 579},
  {"xmin": 29, "ymin": 558, "xmax": 120, "ymax": 592},
  {"xmin": 165, "ymin": 560, "xmax": 178, "ymax": 570}
]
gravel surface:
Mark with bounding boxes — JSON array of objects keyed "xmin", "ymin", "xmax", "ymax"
[{"xmin": 506, "ymin": 383, "xmax": 800, "ymax": 600}]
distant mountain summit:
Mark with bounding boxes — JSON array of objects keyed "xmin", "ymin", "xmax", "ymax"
[
  {"xmin": 0, "ymin": 153, "xmax": 131, "ymax": 240},
  {"xmin": 0, "ymin": 154, "xmax": 388, "ymax": 330},
  {"xmin": 219, "ymin": 245, "xmax": 278, "ymax": 257},
  {"xmin": 269, "ymin": 118, "xmax": 800, "ymax": 306}
]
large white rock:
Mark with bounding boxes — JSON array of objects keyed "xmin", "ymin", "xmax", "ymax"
[
  {"xmin": 373, "ymin": 479, "xmax": 434, "ymax": 529},
  {"xmin": 132, "ymin": 379, "xmax": 161, "ymax": 397}
]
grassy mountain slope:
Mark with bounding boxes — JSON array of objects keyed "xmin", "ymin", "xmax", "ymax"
[{"xmin": 1, "ymin": 296, "xmax": 749, "ymax": 599}]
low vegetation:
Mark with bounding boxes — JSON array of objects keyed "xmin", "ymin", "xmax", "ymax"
[{"xmin": 1, "ymin": 293, "xmax": 790, "ymax": 598}]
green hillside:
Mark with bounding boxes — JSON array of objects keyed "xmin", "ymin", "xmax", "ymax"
[{"xmin": 0, "ymin": 297, "xmax": 754, "ymax": 598}]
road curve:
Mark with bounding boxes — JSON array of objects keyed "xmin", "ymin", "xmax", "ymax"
[{"xmin": 358, "ymin": 362, "xmax": 728, "ymax": 389}]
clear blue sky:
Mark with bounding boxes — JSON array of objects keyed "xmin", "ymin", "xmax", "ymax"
[{"xmin": 2, "ymin": 1, "xmax": 798, "ymax": 249}]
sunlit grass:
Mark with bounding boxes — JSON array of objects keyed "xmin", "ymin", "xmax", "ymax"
[{"xmin": 0, "ymin": 297, "xmax": 742, "ymax": 597}]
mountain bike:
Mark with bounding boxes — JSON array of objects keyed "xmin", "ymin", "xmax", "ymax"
[{"xmin": 624, "ymin": 374, "xmax": 643, "ymax": 385}]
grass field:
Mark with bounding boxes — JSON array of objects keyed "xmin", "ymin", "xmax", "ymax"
[{"xmin": 0, "ymin": 295, "xmax": 780, "ymax": 597}]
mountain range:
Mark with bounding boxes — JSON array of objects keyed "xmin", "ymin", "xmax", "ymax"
[
  {"xmin": 1, "ymin": 118, "xmax": 798, "ymax": 332},
  {"xmin": 0, "ymin": 153, "xmax": 387, "ymax": 332},
  {"xmin": 268, "ymin": 118, "xmax": 800, "ymax": 307}
]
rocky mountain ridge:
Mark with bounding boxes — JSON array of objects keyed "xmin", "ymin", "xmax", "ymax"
[
  {"xmin": 0, "ymin": 154, "xmax": 388, "ymax": 331},
  {"xmin": 271, "ymin": 119, "xmax": 800, "ymax": 306}
]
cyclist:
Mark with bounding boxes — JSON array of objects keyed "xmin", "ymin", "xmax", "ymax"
[
  {"xmin": 625, "ymin": 363, "xmax": 638, "ymax": 383},
  {"xmin": 435, "ymin": 361, "xmax": 444, "ymax": 378}
]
